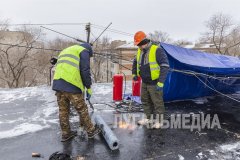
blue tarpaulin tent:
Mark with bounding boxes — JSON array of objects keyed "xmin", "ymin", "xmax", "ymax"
[{"xmin": 161, "ymin": 43, "xmax": 240, "ymax": 102}]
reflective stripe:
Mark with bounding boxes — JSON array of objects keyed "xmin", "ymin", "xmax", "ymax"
[
  {"xmin": 149, "ymin": 62, "xmax": 157, "ymax": 65},
  {"xmin": 136, "ymin": 44, "xmax": 161, "ymax": 79},
  {"xmin": 157, "ymin": 82, "xmax": 164, "ymax": 87},
  {"xmin": 57, "ymin": 60, "xmax": 79, "ymax": 70},
  {"xmin": 139, "ymin": 52, "xmax": 143, "ymax": 65},
  {"xmin": 160, "ymin": 63, "xmax": 170, "ymax": 67},
  {"xmin": 145, "ymin": 52, "xmax": 150, "ymax": 65},
  {"xmin": 58, "ymin": 54, "xmax": 80, "ymax": 61},
  {"xmin": 150, "ymin": 67, "xmax": 160, "ymax": 71}
]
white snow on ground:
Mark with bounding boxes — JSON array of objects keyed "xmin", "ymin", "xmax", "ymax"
[
  {"xmin": 192, "ymin": 97, "xmax": 208, "ymax": 104},
  {"xmin": 220, "ymin": 142, "xmax": 240, "ymax": 151},
  {"xmin": 1, "ymin": 82, "xmax": 240, "ymax": 160},
  {"xmin": 208, "ymin": 150, "xmax": 217, "ymax": 156},
  {"xmin": 0, "ymin": 123, "xmax": 50, "ymax": 139},
  {"xmin": 215, "ymin": 142, "xmax": 240, "ymax": 160},
  {"xmin": 0, "ymin": 86, "xmax": 42, "ymax": 104},
  {"xmin": 0, "ymin": 83, "xmax": 117, "ymax": 139},
  {"xmin": 0, "ymin": 85, "xmax": 58, "ymax": 139},
  {"xmin": 196, "ymin": 142, "xmax": 240, "ymax": 160},
  {"xmin": 178, "ymin": 154, "xmax": 184, "ymax": 160},
  {"xmin": 196, "ymin": 152, "xmax": 207, "ymax": 159}
]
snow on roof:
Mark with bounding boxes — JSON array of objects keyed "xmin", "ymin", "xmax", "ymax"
[
  {"xmin": 182, "ymin": 44, "xmax": 195, "ymax": 49},
  {"xmin": 116, "ymin": 42, "xmax": 138, "ymax": 49},
  {"xmin": 183, "ymin": 43, "xmax": 216, "ymax": 49},
  {"xmin": 195, "ymin": 43, "xmax": 216, "ymax": 48},
  {"xmin": 0, "ymin": 83, "xmax": 131, "ymax": 139}
]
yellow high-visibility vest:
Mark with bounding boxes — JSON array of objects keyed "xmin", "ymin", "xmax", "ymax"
[
  {"xmin": 53, "ymin": 45, "xmax": 85, "ymax": 91},
  {"xmin": 136, "ymin": 44, "xmax": 160, "ymax": 80}
]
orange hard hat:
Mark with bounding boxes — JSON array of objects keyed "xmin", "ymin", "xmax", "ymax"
[{"xmin": 134, "ymin": 31, "xmax": 146, "ymax": 46}]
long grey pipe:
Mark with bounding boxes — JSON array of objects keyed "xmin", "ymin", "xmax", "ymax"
[{"xmin": 94, "ymin": 115, "xmax": 119, "ymax": 150}]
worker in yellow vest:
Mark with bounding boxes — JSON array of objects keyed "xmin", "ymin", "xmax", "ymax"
[
  {"xmin": 52, "ymin": 43, "xmax": 100, "ymax": 142},
  {"xmin": 132, "ymin": 31, "xmax": 169, "ymax": 129}
]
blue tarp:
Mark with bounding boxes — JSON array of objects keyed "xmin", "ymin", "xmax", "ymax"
[{"xmin": 161, "ymin": 43, "xmax": 240, "ymax": 102}]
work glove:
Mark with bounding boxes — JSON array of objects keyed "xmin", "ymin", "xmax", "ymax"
[
  {"xmin": 156, "ymin": 82, "xmax": 164, "ymax": 91},
  {"xmin": 50, "ymin": 57, "xmax": 57, "ymax": 65},
  {"xmin": 133, "ymin": 75, "xmax": 138, "ymax": 81},
  {"xmin": 86, "ymin": 88, "xmax": 92, "ymax": 100}
]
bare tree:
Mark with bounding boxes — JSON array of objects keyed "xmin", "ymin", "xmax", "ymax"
[
  {"xmin": 202, "ymin": 13, "xmax": 240, "ymax": 55},
  {"xmin": 148, "ymin": 30, "xmax": 172, "ymax": 43},
  {"xmin": 224, "ymin": 26, "xmax": 240, "ymax": 56},
  {"xmin": 48, "ymin": 38, "xmax": 75, "ymax": 52},
  {"xmin": 91, "ymin": 36, "xmax": 111, "ymax": 82},
  {"xmin": 173, "ymin": 39, "xmax": 193, "ymax": 47},
  {"xmin": 0, "ymin": 25, "xmax": 46, "ymax": 88},
  {"xmin": 0, "ymin": 18, "xmax": 10, "ymax": 31}
]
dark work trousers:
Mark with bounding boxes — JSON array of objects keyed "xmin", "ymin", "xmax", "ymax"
[
  {"xmin": 55, "ymin": 91, "xmax": 95, "ymax": 136},
  {"xmin": 141, "ymin": 82, "xmax": 165, "ymax": 120}
]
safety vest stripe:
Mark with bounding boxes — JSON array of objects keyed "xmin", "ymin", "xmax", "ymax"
[
  {"xmin": 138, "ymin": 62, "xmax": 158, "ymax": 65},
  {"xmin": 57, "ymin": 60, "xmax": 79, "ymax": 70},
  {"xmin": 160, "ymin": 63, "xmax": 170, "ymax": 67},
  {"xmin": 138, "ymin": 62, "xmax": 159, "ymax": 65},
  {"xmin": 58, "ymin": 54, "xmax": 80, "ymax": 61},
  {"xmin": 149, "ymin": 62, "xmax": 157, "ymax": 65},
  {"xmin": 150, "ymin": 67, "xmax": 160, "ymax": 71}
]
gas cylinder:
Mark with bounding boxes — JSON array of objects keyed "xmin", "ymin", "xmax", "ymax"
[
  {"xmin": 113, "ymin": 74, "xmax": 123, "ymax": 101},
  {"xmin": 132, "ymin": 76, "xmax": 141, "ymax": 96}
]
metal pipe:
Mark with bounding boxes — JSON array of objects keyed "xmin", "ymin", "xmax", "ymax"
[{"xmin": 94, "ymin": 115, "xmax": 119, "ymax": 150}]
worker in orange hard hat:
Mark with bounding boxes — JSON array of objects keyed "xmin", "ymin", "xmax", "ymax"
[{"xmin": 132, "ymin": 31, "xmax": 169, "ymax": 129}]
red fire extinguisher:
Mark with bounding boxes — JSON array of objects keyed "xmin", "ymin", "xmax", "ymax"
[
  {"xmin": 113, "ymin": 74, "xmax": 123, "ymax": 101},
  {"xmin": 132, "ymin": 76, "xmax": 141, "ymax": 96}
]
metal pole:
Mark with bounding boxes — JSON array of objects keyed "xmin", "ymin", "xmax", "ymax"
[
  {"xmin": 84, "ymin": 23, "xmax": 91, "ymax": 102},
  {"xmin": 86, "ymin": 23, "xmax": 91, "ymax": 43},
  {"xmin": 49, "ymin": 66, "xmax": 52, "ymax": 86},
  {"xmin": 107, "ymin": 55, "xmax": 109, "ymax": 82}
]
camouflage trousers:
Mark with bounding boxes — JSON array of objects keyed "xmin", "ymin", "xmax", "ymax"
[
  {"xmin": 55, "ymin": 91, "xmax": 95, "ymax": 135},
  {"xmin": 141, "ymin": 82, "xmax": 165, "ymax": 119}
]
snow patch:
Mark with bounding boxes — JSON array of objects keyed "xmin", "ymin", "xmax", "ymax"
[
  {"xmin": 203, "ymin": 142, "xmax": 240, "ymax": 159},
  {"xmin": 192, "ymin": 98, "xmax": 208, "ymax": 104},
  {"xmin": 213, "ymin": 142, "xmax": 240, "ymax": 159},
  {"xmin": 0, "ymin": 123, "xmax": 49, "ymax": 139},
  {"xmin": 220, "ymin": 142, "xmax": 240, "ymax": 151},
  {"xmin": 178, "ymin": 154, "xmax": 184, "ymax": 160},
  {"xmin": 208, "ymin": 150, "xmax": 216, "ymax": 156},
  {"xmin": 92, "ymin": 83, "xmax": 112, "ymax": 95},
  {"xmin": 196, "ymin": 152, "xmax": 207, "ymax": 159},
  {"xmin": 0, "ymin": 83, "xmax": 127, "ymax": 139},
  {"xmin": 0, "ymin": 86, "xmax": 42, "ymax": 104},
  {"xmin": 0, "ymin": 85, "xmax": 58, "ymax": 139}
]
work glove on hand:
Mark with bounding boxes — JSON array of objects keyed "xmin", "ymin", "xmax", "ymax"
[
  {"xmin": 133, "ymin": 75, "xmax": 138, "ymax": 81},
  {"xmin": 50, "ymin": 57, "xmax": 57, "ymax": 65},
  {"xmin": 86, "ymin": 88, "xmax": 92, "ymax": 100},
  {"xmin": 156, "ymin": 82, "xmax": 164, "ymax": 91}
]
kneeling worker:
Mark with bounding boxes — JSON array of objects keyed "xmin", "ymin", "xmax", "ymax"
[
  {"xmin": 52, "ymin": 43, "xmax": 100, "ymax": 142},
  {"xmin": 132, "ymin": 31, "xmax": 169, "ymax": 129}
]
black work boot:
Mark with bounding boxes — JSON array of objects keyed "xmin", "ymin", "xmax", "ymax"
[
  {"xmin": 61, "ymin": 131, "xmax": 77, "ymax": 142},
  {"xmin": 88, "ymin": 126, "xmax": 101, "ymax": 139}
]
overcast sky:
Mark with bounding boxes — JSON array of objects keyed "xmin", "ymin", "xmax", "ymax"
[{"xmin": 1, "ymin": 0, "xmax": 240, "ymax": 43}]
